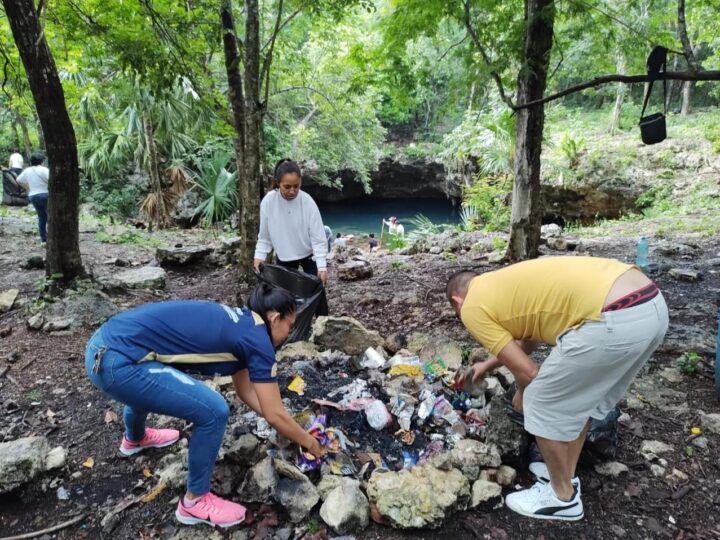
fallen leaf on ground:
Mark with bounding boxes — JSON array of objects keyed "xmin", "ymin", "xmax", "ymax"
[
  {"xmin": 104, "ymin": 410, "xmax": 119, "ymax": 424},
  {"xmin": 46, "ymin": 409, "xmax": 56, "ymax": 418},
  {"xmin": 142, "ymin": 482, "xmax": 166, "ymax": 503},
  {"xmin": 82, "ymin": 457, "xmax": 94, "ymax": 468},
  {"xmin": 142, "ymin": 466, "xmax": 153, "ymax": 478}
]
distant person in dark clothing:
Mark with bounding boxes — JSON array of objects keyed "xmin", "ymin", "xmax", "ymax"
[{"xmin": 369, "ymin": 233, "xmax": 378, "ymax": 251}]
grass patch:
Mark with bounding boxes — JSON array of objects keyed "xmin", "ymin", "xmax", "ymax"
[{"xmin": 95, "ymin": 229, "xmax": 163, "ymax": 249}]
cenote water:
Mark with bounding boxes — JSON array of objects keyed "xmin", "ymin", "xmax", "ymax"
[{"xmin": 317, "ymin": 198, "xmax": 460, "ymax": 236}]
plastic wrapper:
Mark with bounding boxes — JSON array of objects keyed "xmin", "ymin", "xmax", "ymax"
[
  {"xmin": 297, "ymin": 415, "xmax": 329, "ymax": 471},
  {"xmin": 388, "ymin": 364, "xmax": 422, "ymax": 378},
  {"xmin": 322, "ymin": 452, "xmax": 356, "ymax": 476},
  {"xmin": 365, "ymin": 400, "xmax": 392, "ymax": 430},
  {"xmin": 390, "ymin": 394, "xmax": 415, "ymax": 431},
  {"xmin": 360, "ymin": 347, "xmax": 386, "ymax": 369},
  {"xmin": 327, "ymin": 379, "xmax": 370, "ymax": 405},
  {"xmin": 402, "ymin": 450, "xmax": 417, "ymax": 469},
  {"xmin": 388, "ymin": 354, "xmax": 421, "ymax": 367},
  {"xmin": 450, "ymin": 390, "xmax": 471, "ymax": 411},
  {"xmin": 422, "ymin": 357, "xmax": 447, "ymax": 379},
  {"xmin": 288, "ymin": 375, "xmax": 306, "ymax": 395},
  {"xmin": 416, "ymin": 393, "xmax": 437, "ymax": 425},
  {"xmin": 418, "ymin": 439, "xmax": 445, "ymax": 465}
]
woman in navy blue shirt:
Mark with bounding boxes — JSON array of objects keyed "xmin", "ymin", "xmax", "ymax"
[{"xmin": 85, "ymin": 285, "xmax": 325, "ymax": 528}]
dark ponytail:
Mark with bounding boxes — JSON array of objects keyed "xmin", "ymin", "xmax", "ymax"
[
  {"xmin": 247, "ymin": 283, "xmax": 296, "ymax": 331},
  {"xmin": 271, "ymin": 158, "xmax": 301, "ymax": 189}
]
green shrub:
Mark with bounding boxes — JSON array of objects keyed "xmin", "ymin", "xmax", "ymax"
[
  {"xmin": 676, "ymin": 352, "xmax": 701, "ymax": 376},
  {"xmin": 463, "ymin": 176, "xmax": 511, "ymax": 232}
]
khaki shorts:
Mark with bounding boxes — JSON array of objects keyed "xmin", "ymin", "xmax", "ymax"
[{"xmin": 523, "ymin": 293, "xmax": 669, "ymax": 442}]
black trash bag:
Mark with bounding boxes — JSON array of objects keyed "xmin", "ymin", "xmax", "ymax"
[
  {"xmin": 2, "ymin": 168, "xmax": 29, "ymax": 206},
  {"xmin": 254, "ymin": 264, "xmax": 328, "ymax": 343},
  {"xmin": 639, "ymin": 45, "xmax": 668, "ymax": 145},
  {"xmin": 504, "ymin": 384, "xmax": 621, "ymax": 466}
]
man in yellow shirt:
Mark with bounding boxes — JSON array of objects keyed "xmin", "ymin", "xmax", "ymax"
[{"xmin": 447, "ymin": 256, "xmax": 668, "ymax": 521}]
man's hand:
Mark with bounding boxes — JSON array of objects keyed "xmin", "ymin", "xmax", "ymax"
[
  {"xmin": 512, "ymin": 388, "xmax": 524, "ymax": 414},
  {"xmin": 318, "ymin": 270, "xmax": 328, "ymax": 286},
  {"xmin": 253, "ymin": 259, "xmax": 264, "ymax": 271},
  {"xmin": 455, "ymin": 359, "xmax": 499, "ymax": 388}
]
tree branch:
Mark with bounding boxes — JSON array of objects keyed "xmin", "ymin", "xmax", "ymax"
[
  {"xmin": 261, "ymin": 4, "xmax": 303, "ymax": 53},
  {"xmin": 270, "ymin": 85, "xmax": 338, "ymax": 112},
  {"xmin": 515, "ymin": 70, "xmax": 720, "ymax": 110},
  {"xmin": 677, "ymin": 0, "xmax": 700, "ymax": 72},
  {"xmin": 260, "ymin": 0, "xmax": 284, "ymax": 108},
  {"xmin": 462, "ymin": 0, "xmax": 515, "ymax": 109}
]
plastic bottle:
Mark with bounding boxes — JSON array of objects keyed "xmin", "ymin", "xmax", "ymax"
[{"xmin": 635, "ymin": 236, "xmax": 649, "ymax": 268}]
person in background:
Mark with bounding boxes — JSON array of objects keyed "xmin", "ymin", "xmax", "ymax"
[
  {"xmin": 8, "ymin": 150, "xmax": 23, "ymax": 174},
  {"xmin": 85, "ymin": 285, "xmax": 327, "ymax": 528},
  {"xmin": 253, "ymin": 159, "xmax": 328, "ymax": 286},
  {"xmin": 447, "ymin": 256, "xmax": 667, "ymax": 521},
  {"xmin": 383, "ymin": 216, "xmax": 405, "ymax": 237},
  {"xmin": 17, "ymin": 153, "xmax": 49, "ymax": 243},
  {"xmin": 368, "ymin": 233, "xmax": 378, "ymax": 251},
  {"xmin": 334, "ymin": 232, "xmax": 347, "ymax": 249},
  {"xmin": 324, "ymin": 225, "xmax": 333, "ymax": 252}
]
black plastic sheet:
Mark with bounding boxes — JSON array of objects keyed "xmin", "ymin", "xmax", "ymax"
[{"xmin": 254, "ymin": 264, "xmax": 328, "ymax": 343}]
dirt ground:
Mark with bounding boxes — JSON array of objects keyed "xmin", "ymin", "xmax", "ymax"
[{"xmin": 1, "ymin": 206, "xmax": 719, "ymax": 540}]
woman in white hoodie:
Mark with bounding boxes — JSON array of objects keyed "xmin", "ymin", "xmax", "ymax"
[{"xmin": 253, "ymin": 159, "xmax": 328, "ymax": 285}]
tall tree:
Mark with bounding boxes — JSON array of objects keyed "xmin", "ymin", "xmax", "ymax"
[
  {"xmin": 2, "ymin": 0, "xmax": 84, "ymax": 284},
  {"xmin": 677, "ymin": 0, "xmax": 699, "ymax": 115},
  {"xmin": 505, "ymin": 0, "xmax": 555, "ymax": 261}
]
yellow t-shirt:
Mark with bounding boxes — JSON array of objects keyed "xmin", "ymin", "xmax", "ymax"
[{"xmin": 460, "ymin": 256, "xmax": 634, "ymax": 356}]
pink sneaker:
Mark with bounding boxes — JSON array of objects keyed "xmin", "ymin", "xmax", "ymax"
[
  {"xmin": 119, "ymin": 428, "xmax": 180, "ymax": 456},
  {"xmin": 175, "ymin": 492, "xmax": 246, "ymax": 528}
]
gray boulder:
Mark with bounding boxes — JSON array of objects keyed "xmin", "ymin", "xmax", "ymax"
[
  {"xmin": 312, "ymin": 316, "xmax": 384, "ymax": 356},
  {"xmin": 238, "ymin": 456, "xmax": 278, "ymax": 503},
  {"xmin": 222, "ymin": 434, "xmax": 260, "ymax": 465},
  {"xmin": 43, "ymin": 318, "xmax": 73, "ymax": 333},
  {"xmin": 114, "ymin": 266, "xmax": 167, "ymax": 289},
  {"xmin": 52, "ymin": 289, "xmax": 119, "ymax": 328},
  {"xmin": 274, "ymin": 476, "xmax": 320, "ymax": 523},
  {"xmin": 0, "ymin": 437, "xmax": 66, "ymax": 494},
  {"xmin": 320, "ymin": 479, "xmax": 370, "ymax": 534},
  {"xmin": 470, "ymin": 479, "xmax": 502, "ymax": 507},
  {"xmin": 156, "ymin": 245, "xmax": 212, "ymax": 266},
  {"xmin": 485, "ymin": 395, "xmax": 529, "ymax": 461},
  {"xmin": 419, "ymin": 335, "xmax": 463, "ymax": 371},
  {"xmin": 367, "ymin": 464, "xmax": 469, "ymax": 529},
  {"xmin": 0, "ymin": 289, "xmax": 19, "ymax": 313},
  {"xmin": 156, "ymin": 449, "xmax": 188, "ymax": 489},
  {"xmin": 276, "ymin": 341, "xmax": 321, "ymax": 362},
  {"xmin": 448, "ymin": 439, "xmax": 502, "ymax": 481},
  {"xmin": 337, "ymin": 260, "xmax": 373, "ymax": 281}
]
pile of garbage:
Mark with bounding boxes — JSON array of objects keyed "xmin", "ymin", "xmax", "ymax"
[{"xmin": 217, "ymin": 315, "xmax": 537, "ymax": 532}]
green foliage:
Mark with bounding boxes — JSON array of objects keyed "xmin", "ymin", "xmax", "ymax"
[
  {"xmin": 459, "ymin": 204, "xmax": 478, "ymax": 232},
  {"xmin": 558, "ymin": 132, "xmax": 585, "ymax": 168},
  {"xmin": 384, "ymin": 232, "xmax": 407, "ymax": 252},
  {"xmin": 95, "ymin": 230, "xmax": 162, "ymax": 248},
  {"xmin": 463, "ymin": 176, "xmax": 511, "ymax": 232},
  {"xmin": 407, "ymin": 213, "xmax": 444, "ymax": 238},
  {"xmin": 676, "ymin": 352, "xmax": 701, "ymax": 376},
  {"xmin": 191, "ymin": 151, "xmax": 239, "ymax": 226},
  {"xmin": 390, "ymin": 260, "xmax": 407, "ymax": 269},
  {"xmin": 492, "ymin": 236, "xmax": 508, "ymax": 252}
]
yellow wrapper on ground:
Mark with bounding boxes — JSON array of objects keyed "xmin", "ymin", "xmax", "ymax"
[
  {"xmin": 388, "ymin": 364, "xmax": 422, "ymax": 378},
  {"xmin": 288, "ymin": 375, "xmax": 306, "ymax": 395}
]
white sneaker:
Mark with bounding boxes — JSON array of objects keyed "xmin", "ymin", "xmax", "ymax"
[
  {"xmin": 528, "ymin": 461, "xmax": 581, "ymax": 494},
  {"xmin": 506, "ymin": 481, "xmax": 584, "ymax": 521}
]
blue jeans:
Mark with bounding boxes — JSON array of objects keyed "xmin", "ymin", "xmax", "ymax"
[
  {"xmin": 29, "ymin": 192, "xmax": 48, "ymax": 242},
  {"xmin": 85, "ymin": 331, "xmax": 230, "ymax": 494}
]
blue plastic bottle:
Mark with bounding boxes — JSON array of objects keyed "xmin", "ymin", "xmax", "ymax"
[{"xmin": 636, "ymin": 236, "xmax": 649, "ymax": 268}]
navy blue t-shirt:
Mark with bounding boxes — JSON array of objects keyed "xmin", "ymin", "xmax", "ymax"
[{"xmin": 100, "ymin": 300, "xmax": 277, "ymax": 382}]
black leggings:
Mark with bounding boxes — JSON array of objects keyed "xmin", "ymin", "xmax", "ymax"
[{"xmin": 276, "ymin": 255, "xmax": 318, "ymax": 276}]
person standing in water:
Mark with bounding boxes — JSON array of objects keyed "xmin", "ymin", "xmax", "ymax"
[
  {"xmin": 85, "ymin": 285, "xmax": 327, "ymax": 528},
  {"xmin": 254, "ymin": 159, "xmax": 328, "ymax": 286}
]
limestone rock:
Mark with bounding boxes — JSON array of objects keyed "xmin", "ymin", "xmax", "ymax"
[
  {"xmin": 640, "ymin": 440, "xmax": 674, "ymax": 461},
  {"xmin": 419, "ymin": 335, "xmax": 463, "ymax": 371},
  {"xmin": 493, "ymin": 366, "xmax": 515, "ymax": 387},
  {"xmin": 701, "ymin": 413, "xmax": 720, "ymax": 435},
  {"xmin": 383, "ymin": 333, "xmax": 407, "ymax": 355},
  {"xmin": 660, "ymin": 324, "xmax": 715, "ymax": 356},
  {"xmin": 658, "ymin": 367, "xmax": 683, "ymax": 384},
  {"xmin": 274, "ymin": 459, "xmax": 308, "ymax": 481},
  {"xmin": 367, "ymin": 465, "xmax": 470, "ymax": 529},
  {"xmin": 470, "ymin": 479, "xmax": 502, "ymax": 507},
  {"xmin": 114, "ymin": 266, "xmax": 167, "ymax": 289},
  {"xmin": 480, "ymin": 465, "xmax": 517, "ymax": 487},
  {"xmin": 668, "ymin": 268, "xmax": 700, "ymax": 282},
  {"xmin": 156, "ymin": 449, "xmax": 188, "ymax": 489},
  {"xmin": 156, "ymin": 245, "xmax": 211, "ymax": 266},
  {"xmin": 484, "ymin": 376, "xmax": 504, "ymax": 397},
  {"xmin": 20, "ymin": 256, "xmax": 44, "ymax": 270},
  {"xmin": 27, "ymin": 313, "xmax": 45, "ymax": 330},
  {"xmin": 337, "ymin": 260, "xmax": 373, "ymax": 281},
  {"xmin": 541, "ymin": 223, "xmax": 562, "ymax": 237},
  {"xmin": 51, "ymin": 289, "xmax": 118, "ymax": 328},
  {"xmin": 311, "ymin": 316, "xmax": 383, "ymax": 356},
  {"xmin": 594, "ymin": 461, "xmax": 629, "ymax": 477},
  {"xmin": 238, "ymin": 457, "xmax": 278, "ymax": 503},
  {"xmin": 320, "ymin": 480, "xmax": 370, "ymax": 534},
  {"xmin": 274, "ymin": 476, "xmax": 319, "ymax": 523},
  {"xmin": 406, "ymin": 332, "xmax": 430, "ymax": 354},
  {"xmin": 276, "ymin": 341, "xmax": 321, "ymax": 362},
  {"xmin": 485, "ymin": 395, "xmax": 529, "ymax": 461},
  {"xmin": 318, "ymin": 475, "xmax": 346, "ymax": 500},
  {"xmin": 0, "ymin": 437, "xmax": 65, "ymax": 494},
  {"xmin": 43, "ymin": 318, "xmax": 73, "ymax": 333},
  {"xmin": 449, "ymin": 439, "xmax": 502, "ymax": 481},
  {"xmin": 223, "ymin": 434, "xmax": 260, "ymax": 465},
  {"xmin": 0, "ymin": 289, "xmax": 19, "ymax": 313}
]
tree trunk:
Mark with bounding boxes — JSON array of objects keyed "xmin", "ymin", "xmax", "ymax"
[
  {"xmin": 506, "ymin": 0, "xmax": 555, "ymax": 262},
  {"xmin": 142, "ymin": 114, "xmax": 166, "ymax": 231},
  {"xmin": 609, "ymin": 52, "xmax": 626, "ymax": 135},
  {"xmin": 14, "ymin": 109, "xmax": 32, "ymax": 157},
  {"xmin": 239, "ymin": 0, "xmax": 264, "ymax": 284},
  {"xmin": 220, "ymin": 0, "xmax": 246, "ymax": 182},
  {"xmin": 2, "ymin": 0, "xmax": 84, "ymax": 284},
  {"xmin": 678, "ymin": 0, "xmax": 699, "ymax": 116},
  {"xmin": 36, "ymin": 115, "xmax": 45, "ymax": 150}
]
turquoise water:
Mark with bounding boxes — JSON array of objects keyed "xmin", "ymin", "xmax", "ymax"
[{"xmin": 318, "ymin": 198, "xmax": 460, "ymax": 236}]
